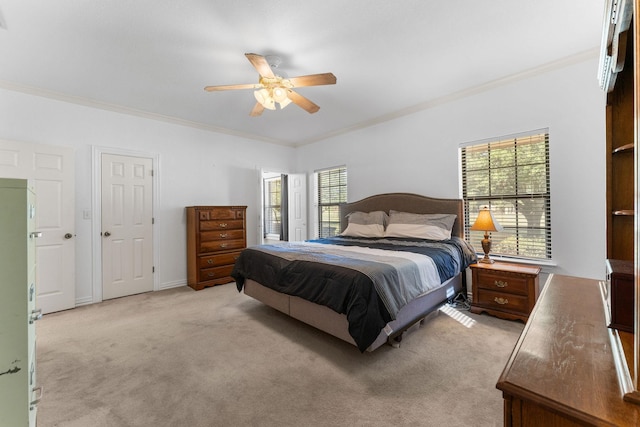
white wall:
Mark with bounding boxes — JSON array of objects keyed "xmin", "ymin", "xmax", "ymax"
[
  {"xmin": 0, "ymin": 88, "xmax": 295, "ymax": 304},
  {"xmin": 0, "ymin": 54, "xmax": 608, "ymax": 308},
  {"xmin": 296, "ymin": 56, "xmax": 606, "ymax": 280}
]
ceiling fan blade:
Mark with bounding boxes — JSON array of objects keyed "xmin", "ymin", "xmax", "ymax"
[
  {"xmin": 287, "ymin": 90, "xmax": 320, "ymax": 114},
  {"xmin": 204, "ymin": 83, "xmax": 258, "ymax": 92},
  {"xmin": 249, "ymin": 102, "xmax": 264, "ymax": 117},
  {"xmin": 245, "ymin": 53, "xmax": 275, "ymax": 78},
  {"xmin": 288, "ymin": 73, "xmax": 337, "ymax": 88}
]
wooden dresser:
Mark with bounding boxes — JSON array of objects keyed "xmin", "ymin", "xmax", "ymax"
[
  {"xmin": 469, "ymin": 262, "xmax": 541, "ymax": 322},
  {"xmin": 497, "ymin": 274, "xmax": 640, "ymax": 426},
  {"xmin": 186, "ymin": 206, "xmax": 247, "ymax": 290}
]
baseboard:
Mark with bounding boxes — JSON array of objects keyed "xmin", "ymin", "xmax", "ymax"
[
  {"xmin": 159, "ymin": 280, "xmax": 186, "ymax": 291},
  {"xmin": 75, "ymin": 296, "xmax": 93, "ymax": 307}
]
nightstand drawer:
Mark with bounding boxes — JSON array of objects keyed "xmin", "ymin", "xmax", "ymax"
[
  {"xmin": 475, "ymin": 272, "xmax": 528, "ymax": 295},
  {"xmin": 476, "ymin": 289, "xmax": 529, "ymax": 314},
  {"xmin": 470, "ymin": 262, "xmax": 540, "ymax": 322}
]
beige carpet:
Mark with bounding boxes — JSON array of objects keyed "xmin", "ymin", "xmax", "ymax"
[{"xmin": 36, "ymin": 284, "xmax": 524, "ymax": 427}]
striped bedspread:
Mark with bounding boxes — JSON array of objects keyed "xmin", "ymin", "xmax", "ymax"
[{"xmin": 232, "ymin": 236, "xmax": 476, "ymax": 351}]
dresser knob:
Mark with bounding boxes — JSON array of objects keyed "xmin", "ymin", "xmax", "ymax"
[
  {"xmin": 220, "ymin": 243, "xmax": 228, "ymax": 248},
  {"xmin": 494, "ymin": 297, "xmax": 509, "ymax": 305},
  {"xmin": 494, "ymin": 280, "xmax": 508, "ymax": 288},
  {"xmin": 220, "ymin": 233, "xmax": 228, "ymax": 238},
  {"xmin": 219, "ymin": 223, "xmax": 228, "ymax": 228},
  {"xmin": 207, "ymin": 259, "xmax": 213, "ymax": 264}
]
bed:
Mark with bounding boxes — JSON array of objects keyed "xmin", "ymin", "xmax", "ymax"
[{"xmin": 232, "ymin": 193, "xmax": 477, "ymax": 352}]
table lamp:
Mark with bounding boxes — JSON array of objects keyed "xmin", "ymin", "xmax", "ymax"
[{"xmin": 470, "ymin": 206, "xmax": 503, "ymax": 264}]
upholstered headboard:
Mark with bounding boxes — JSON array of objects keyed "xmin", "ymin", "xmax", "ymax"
[{"xmin": 339, "ymin": 193, "xmax": 465, "ymax": 238}]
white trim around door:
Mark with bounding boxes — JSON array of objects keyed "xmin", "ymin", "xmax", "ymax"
[{"xmin": 91, "ymin": 146, "xmax": 160, "ymax": 304}]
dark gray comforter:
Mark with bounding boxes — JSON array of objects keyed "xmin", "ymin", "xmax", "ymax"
[{"xmin": 232, "ymin": 236, "xmax": 476, "ymax": 351}]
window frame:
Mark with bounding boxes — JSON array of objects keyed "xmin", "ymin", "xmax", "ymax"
[
  {"xmin": 263, "ymin": 176, "xmax": 281, "ymax": 239},
  {"xmin": 460, "ymin": 129, "xmax": 552, "ymax": 262},
  {"xmin": 316, "ymin": 166, "xmax": 347, "ymax": 238}
]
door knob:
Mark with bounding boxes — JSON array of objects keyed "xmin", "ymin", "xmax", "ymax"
[
  {"xmin": 64, "ymin": 233, "xmax": 74, "ymax": 239},
  {"xmin": 104, "ymin": 231, "xmax": 111, "ymax": 237}
]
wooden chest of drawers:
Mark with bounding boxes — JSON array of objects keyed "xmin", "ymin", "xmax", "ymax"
[
  {"xmin": 469, "ymin": 262, "xmax": 541, "ymax": 322},
  {"xmin": 186, "ymin": 206, "xmax": 247, "ymax": 290}
]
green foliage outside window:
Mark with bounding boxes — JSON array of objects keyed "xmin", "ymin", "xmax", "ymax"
[{"xmin": 462, "ymin": 131, "xmax": 551, "ymax": 260}]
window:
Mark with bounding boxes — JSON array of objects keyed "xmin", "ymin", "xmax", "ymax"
[
  {"xmin": 264, "ymin": 176, "xmax": 281, "ymax": 237},
  {"xmin": 460, "ymin": 130, "xmax": 551, "ymax": 261},
  {"xmin": 317, "ymin": 166, "xmax": 347, "ymax": 238}
]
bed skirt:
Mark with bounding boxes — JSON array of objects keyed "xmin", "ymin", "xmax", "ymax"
[{"xmin": 243, "ymin": 272, "xmax": 463, "ymax": 352}]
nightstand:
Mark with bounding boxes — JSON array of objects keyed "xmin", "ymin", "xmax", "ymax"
[{"xmin": 469, "ymin": 262, "xmax": 541, "ymax": 322}]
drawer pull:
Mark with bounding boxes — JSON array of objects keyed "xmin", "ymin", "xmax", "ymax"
[
  {"xmin": 208, "ymin": 272, "xmax": 216, "ymax": 277},
  {"xmin": 494, "ymin": 297, "xmax": 509, "ymax": 305},
  {"xmin": 220, "ymin": 243, "xmax": 228, "ymax": 248},
  {"xmin": 30, "ymin": 386, "xmax": 43, "ymax": 410},
  {"xmin": 494, "ymin": 280, "xmax": 508, "ymax": 288},
  {"xmin": 219, "ymin": 223, "xmax": 228, "ymax": 228},
  {"xmin": 29, "ymin": 309, "xmax": 43, "ymax": 324},
  {"xmin": 219, "ymin": 233, "xmax": 228, "ymax": 238},
  {"xmin": 207, "ymin": 259, "xmax": 213, "ymax": 264}
]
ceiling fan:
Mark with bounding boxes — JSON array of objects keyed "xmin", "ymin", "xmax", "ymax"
[{"xmin": 204, "ymin": 53, "xmax": 337, "ymax": 116}]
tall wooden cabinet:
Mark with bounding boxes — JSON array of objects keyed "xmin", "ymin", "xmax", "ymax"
[
  {"xmin": 602, "ymin": 0, "xmax": 636, "ymax": 338},
  {"xmin": 186, "ymin": 206, "xmax": 247, "ymax": 290},
  {"xmin": 0, "ymin": 179, "xmax": 41, "ymax": 426}
]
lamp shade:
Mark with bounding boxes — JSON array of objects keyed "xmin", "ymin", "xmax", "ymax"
[{"xmin": 470, "ymin": 207, "xmax": 503, "ymax": 232}]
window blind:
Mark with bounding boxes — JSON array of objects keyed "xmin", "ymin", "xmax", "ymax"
[
  {"xmin": 317, "ymin": 167, "xmax": 347, "ymax": 238},
  {"xmin": 461, "ymin": 131, "xmax": 551, "ymax": 260}
]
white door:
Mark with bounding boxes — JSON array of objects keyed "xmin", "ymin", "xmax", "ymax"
[
  {"xmin": 0, "ymin": 140, "xmax": 75, "ymax": 314},
  {"xmin": 288, "ymin": 173, "xmax": 307, "ymax": 241},
  {"xmin": 101, "ymin": 154, "xmax": 153, "ymax": 300}
]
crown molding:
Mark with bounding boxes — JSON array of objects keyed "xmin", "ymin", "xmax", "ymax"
[
  {"xmin": 294, "ymin": 47, "xmax": 600, "ymax": 147},
  {"xmin": 0, "ymin": 80, "xmax": 289, "ymax": 146}
]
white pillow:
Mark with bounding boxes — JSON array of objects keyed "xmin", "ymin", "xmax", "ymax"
[{"xmin": 341, "ymin": 223, "xmax": 385, "ymax": 238}]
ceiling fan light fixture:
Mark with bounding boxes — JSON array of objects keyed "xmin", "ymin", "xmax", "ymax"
[
  {"xmin": 272, "ymin": 86, "xmax": 288, "ymax": 103},
  {"xmin": 278, "ymin": 96, "xmax": 292, "ymax": 109},
  {"xmin": 254, "ymin": 88, "xmax": 276, "ymax": 110}
]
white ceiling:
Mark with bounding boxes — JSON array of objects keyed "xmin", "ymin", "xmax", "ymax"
[{"xmin": 0, "ymin": 0, "xmax": 604, "ymax": 147}]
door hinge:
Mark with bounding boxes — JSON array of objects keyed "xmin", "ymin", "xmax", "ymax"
[
  {"xmin": 152, "ymin": 266, "xmax": 155, "ymax": 273},
  {"xmin": 152, "ymin": 217, "xmax": 155, "ymax": 225},
  {"xmin": 151, "ymin": 169, "xmax": 154, "ymax": 177}
]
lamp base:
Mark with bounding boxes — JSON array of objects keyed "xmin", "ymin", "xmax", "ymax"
[{"xmin": 479, "ymin": 233, "xmax": 495, "ymax": 264}]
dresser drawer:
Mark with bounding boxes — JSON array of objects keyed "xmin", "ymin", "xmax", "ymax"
[
  {"xmin": 476, "ymin": 289, "xmax": 530, "ymax": 314},
  {"xmin": 199, "ymin": 219, "xmax": 245, "ymax": 231},
  {"xmin": 200, "ymin": 229, "xmax": 245, "ymax": 242},
  {"xmin": 200, "ymin": 239, "xmax": 245, "ymax": 253},
  {"xmin": 475, "ymin": 271, "xmax": 529, "ymax": 295},
  {"xmin": 199, "ymin": 252, "xmax": 242, "ymax": 268},
  {"xmin": 199, "ymin": 264, "xmax": 235, "ymax": 282},
  {"xmin": 199, "ymin": 208, "xmax": 244, "ymax": 220}
]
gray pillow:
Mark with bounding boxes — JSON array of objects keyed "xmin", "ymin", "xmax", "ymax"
[{"xmin": 346, "ymin": 211, "xmax": 389, "ymax": 227}]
